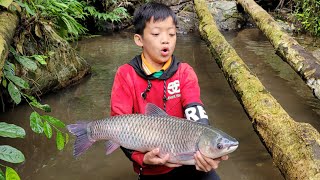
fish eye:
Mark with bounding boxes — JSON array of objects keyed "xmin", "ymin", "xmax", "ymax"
[{"xmin": 217, "ymin": 143, "xmax": 223, "ymax": 150}]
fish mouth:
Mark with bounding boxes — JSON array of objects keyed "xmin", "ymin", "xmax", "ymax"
[{"xmin": 227, "ymin": 142, "xmax": 239, "ymax": 152}]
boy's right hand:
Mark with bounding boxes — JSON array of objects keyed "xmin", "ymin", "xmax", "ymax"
[{"xmin": 143, "ymin": 148, "xmax": 182, "ymax": 168}]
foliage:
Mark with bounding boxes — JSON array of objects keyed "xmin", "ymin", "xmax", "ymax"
[
  {"xmin": 84, "ymin": 5, "xmax": 129, "ymax": 23},
  {"xmin": 2, "ymin": 0, "xmax": 130, "ymax": 40},
  {"xmin": 0, "ymin": 0, "xmax": 13, "ymax": 8},
  {"xmin": 0, "ymin": 48, "xmax": 68, "ymax": 180},
  {"xmin": 81, "ymin": 0, "xmax": 130, "ymax": 31},
  {"xmin": 0, "ymin": 1, "xmax": 131, "ymax": 179},
  {"xmin": 13, "ymin": 0, "xmax": 88, "ymax": 40},
  {"xmin": 293, "ymin": 0, "xmax": 320, "ymax": 36}
]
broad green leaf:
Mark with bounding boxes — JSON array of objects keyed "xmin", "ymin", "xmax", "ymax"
[
  {"xmin": 6, "ymin": 75, "xmax": 29, "ymax": 89},
  {"xmin": 21, "ymin": 2, "xmax": 35, "ymax": 16},
  {"xmin": 4, "ymin": 61, "xmax": 15, "ymax": 76},
  {"xmin": 8, "ymin": 82, "xmax": 21, "ymax": 104},
  {"xmin": 15, "ymin": 56, "xmax": 37, "ymax": 71},
  {"xmin": 30, "ymin": 102, "xmax": 51, "ymax": 112},
  {"xmin": 0, "ymin": 145, "xmax": 25, "ymax": 163},
  {"xmin": 0, "ymin": 122, "xmax": 25, "ymax": 138},
  {"xmin": 42, "ymin": 115, "xmax": 65, "ymax": 128},
  {"xmin": 0, "ymin": 0, "xmax": 13, "ymax": 8},
  {"xmin": 31, "ymin": 55, "xmax": 47, "ymax": 65},
  {"xmin": 5, "ymin": 166, "xmax": 20, "ymax": 180},
  {"xmin": 30, "ymin": 112, "xmax": 43, "ymax": 134},
  {"xmin": 2, "ymin": 78, "xmax": 7, "ymax": 88},
  {"xmin": 43, "ymin": 121, "xmax": 52, "ymax": 139},
  {"xmin": 56, "ymin": 131, "xmax": 65, "ymax": 150},
  {"xmin": 23, "ymin": 94, "xmax": 51, "ymax": 112}
]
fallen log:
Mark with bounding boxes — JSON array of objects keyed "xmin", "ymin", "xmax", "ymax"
[
  {"xmin": 237, "ymin": 0, "xmax": 320, "ymax": 100},
  {"xmin": 0, "ymin": 11, "xmax": 19, "ymax": 77},
  {"xmin": 194, "ymin": 0, "xmax": 320, "ymax": 179}
]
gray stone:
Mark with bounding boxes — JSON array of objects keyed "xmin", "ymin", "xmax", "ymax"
[{"xmin": 207, "ymin": 0, "xmax": 244, "ymax": 30}]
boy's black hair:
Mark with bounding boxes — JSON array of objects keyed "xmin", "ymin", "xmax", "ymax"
[{"xmin": 133, "ymin": 2, "xmax": 178, "ymax": 35}]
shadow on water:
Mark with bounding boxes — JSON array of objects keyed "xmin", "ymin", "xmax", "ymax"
[{"xmin": 2, "ymin": 29, "xmax": 320, "ymax": 179}]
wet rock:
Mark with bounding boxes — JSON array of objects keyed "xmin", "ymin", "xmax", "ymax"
[{"xmin": 206, "ymin": 0, "xmax": 245, "ymax": 30}]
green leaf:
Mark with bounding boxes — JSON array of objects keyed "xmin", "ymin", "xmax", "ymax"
[
  {"xmin": 42, "ymin": 115, "xmax": 65, "ymax": 128},
  {"xmin": 43, "ymin": 121, "xmax": 52, "ymax": 139},
  {"xmin": 6, "ymin": 75, "xmax": 29, "ymax": 89},
  {"xmin": 56, "ymin": 131, "xmax": 65, "ymax": 150},
  {"xmin": 30, "ymin": 112, "xmax": 43, "ymax": 134},
  {"xmin": 24, "ymin": 94, "xmax": 51, "ymax": 112},
  {"xmin": 15, "ymin": 56, "xmax": 37, "ymax": 71},
  {"xmin": 0, "ymin": 145, "xmax": 25, "ymax": 163},
  {"xmin": 8, "ymin": 82, "xmax": 21, "ymax": 104},
  {"xmin": 4, "ymin": 61, "xmax": 15, "ymax": 76},
  {"xmin": 0, "ymin": 122, "xmax": 25, "ymax": 138},
  {"xmin": 2, "ymin": 78, "xmax": 7, "ymax": 88},
  {"xmin": 30, "ymin": 102, "xmax": 51, "ymax": 112},
  {"xmin": 31, "ymin": 55, "xmax": 47, "ymax": 65},
  {"xmin": 0, "ymin": 0, "xmax": 13, "ymax": 8},
  {"xmin": 5, "ymin": 166, "xmax": 20, "ymax": 180}
]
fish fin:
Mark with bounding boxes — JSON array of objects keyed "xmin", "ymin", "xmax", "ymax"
[
  {"xmin": 67, "ymin": 123, "xmax": 95, "ymax": 157},
  {"xmin": 145, "ymin": 103, "xmax": 168, "ymax": 116},
  {"xmin": 174, "ymin": 152, "xmax": 195, "ymax": 161},
  {"xmin": 105, "ymin": 140, "xmax": 120, "ymax": 155}
]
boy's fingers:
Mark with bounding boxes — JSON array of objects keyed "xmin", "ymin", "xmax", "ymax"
[
  {"xmin": 150, "ymin": 148, "xmax": 159, "ymax": 156},
  {"xmin": 220, "ymin": 155, "xmax": 229, "ymax": 161},
  {"xmin": 165, "ymin": 162, "xmax": 182, "ymax": 168},
  {"xmin": 194, "ymin": 152, "xmax": 210, "ymax": 172},
  {"xmin": 159, "ymin": 153, "xmax": 170, "ymax": 164}
]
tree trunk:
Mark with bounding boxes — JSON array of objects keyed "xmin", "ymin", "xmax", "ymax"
[
  {"xmin": 0, "ymin": 11, "xmax": 19, "ymax": 77},
  {"xmin": 236, "ymin": 0, "xmax": 320, "ymax": 100},
  {"xmin": 194, "ymin": 0, "xmax": 320, "ymax": 179}
]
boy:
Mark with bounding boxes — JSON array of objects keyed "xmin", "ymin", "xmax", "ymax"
[{"xmin": 110, "ymin": 2, "xmax": 228, "ymax": 180}]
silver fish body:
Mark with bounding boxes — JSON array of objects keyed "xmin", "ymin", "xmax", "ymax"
[{"xmin": 67, "ymin": 104, "xmax": 239, "ymax": 165}]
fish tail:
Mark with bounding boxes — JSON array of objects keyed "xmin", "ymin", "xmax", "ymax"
[{"xmin": 67, "ymin": 122, "xmax": 95, "ymax": 157}]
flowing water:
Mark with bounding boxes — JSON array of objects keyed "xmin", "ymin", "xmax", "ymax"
[{"xmin": 1, "ymin": 28, "xmax": 320, "ymax": 179}]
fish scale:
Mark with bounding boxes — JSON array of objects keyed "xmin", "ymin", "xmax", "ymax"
[
  {"xmin": 67, "ymin": 103, "xmax": 239, "ymax": 164},
  {"xmin": 90, "ymin": 114, "xmax": 208, "ymax": 156}
]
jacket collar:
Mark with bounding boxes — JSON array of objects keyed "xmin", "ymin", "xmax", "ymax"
[{"xmin": 128, "ymin": 55, "xmax": 180, "ymax": 80}]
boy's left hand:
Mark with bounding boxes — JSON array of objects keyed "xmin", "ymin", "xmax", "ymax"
[{"xmin": 194, "ymin": 151, "xmax": 228, "ymax": 172}]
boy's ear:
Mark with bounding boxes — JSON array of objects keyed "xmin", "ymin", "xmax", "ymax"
[{"xmin": 134, "ymin": 34, "xmax": 143, "ymax": 47}]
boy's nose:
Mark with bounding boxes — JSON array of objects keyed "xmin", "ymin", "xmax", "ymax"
[
  {"xmin": 161, "ymin": 40, "xmax": 169, "ymax": 44},
  {"xmin": 161, "ymin": 35, "xmax": 169, "ymax": 44}
]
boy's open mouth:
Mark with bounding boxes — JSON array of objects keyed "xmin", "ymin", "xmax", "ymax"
[{"xmin": 161, "ymin": 48, "xmax": 169, "ymax": 56}]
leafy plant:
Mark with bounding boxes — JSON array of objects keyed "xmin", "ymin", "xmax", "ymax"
[
  {"xmin": 0, "ymin": 49, "xmax": 68, "ymax": 179},
  {"xmin": 0, "ymin": 122, "xmax": 25, "ymax": 180},
  {"xmin": 293, "ymin": 0, "xmax": 320, "ymax": 36},
  {"xmin": 14, "ymin": 0, "xmax": 88, "ymax": 40},
  {"xmin": 84, "ymin": 4, "xmax": 130, "ymax": 23}
]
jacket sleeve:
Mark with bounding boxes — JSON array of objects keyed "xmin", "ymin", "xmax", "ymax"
[
  {"xmin": 180, "ymin": 64, "xmax": 210, "ymax": 125},
  {"xmin": 110, "ymin": 67, "xmax": 146, "ymax": 167}
]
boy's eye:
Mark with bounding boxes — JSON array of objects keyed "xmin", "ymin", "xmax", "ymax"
[
  {"xmin": 152, "ymin": 33, "xmax": 159, "ymax": 36},
  {"xmin": 169, "ymin": 33, "xmax": 176, "ymax": 37}
]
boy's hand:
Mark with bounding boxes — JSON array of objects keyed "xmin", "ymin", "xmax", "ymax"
[
  {"xmin": 194, "ymin": 151, "xmax": 228, "ymax": 172},
  {"xmin": 143, "ymin": 148, "xmax": 182, "ymax": 168}
]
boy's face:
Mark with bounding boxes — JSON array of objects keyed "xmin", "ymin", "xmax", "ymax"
[{"xmin": 134, "ymin": 16, "xmax": 177, "ymax": 67}]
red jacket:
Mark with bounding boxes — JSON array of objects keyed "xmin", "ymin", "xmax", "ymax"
[{"xmin": 110, "ymin": 55, "xmax": 207, "ymax": 175}]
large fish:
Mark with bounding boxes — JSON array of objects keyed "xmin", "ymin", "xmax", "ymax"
[{"xmin": 67, "ymin": 103, "xmax": 239, "ymax": 165}]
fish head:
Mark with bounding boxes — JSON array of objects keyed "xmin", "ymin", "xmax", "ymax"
[{"xmin": 198, "ymin": 128, "xmax": 239, "ymax": 159}]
